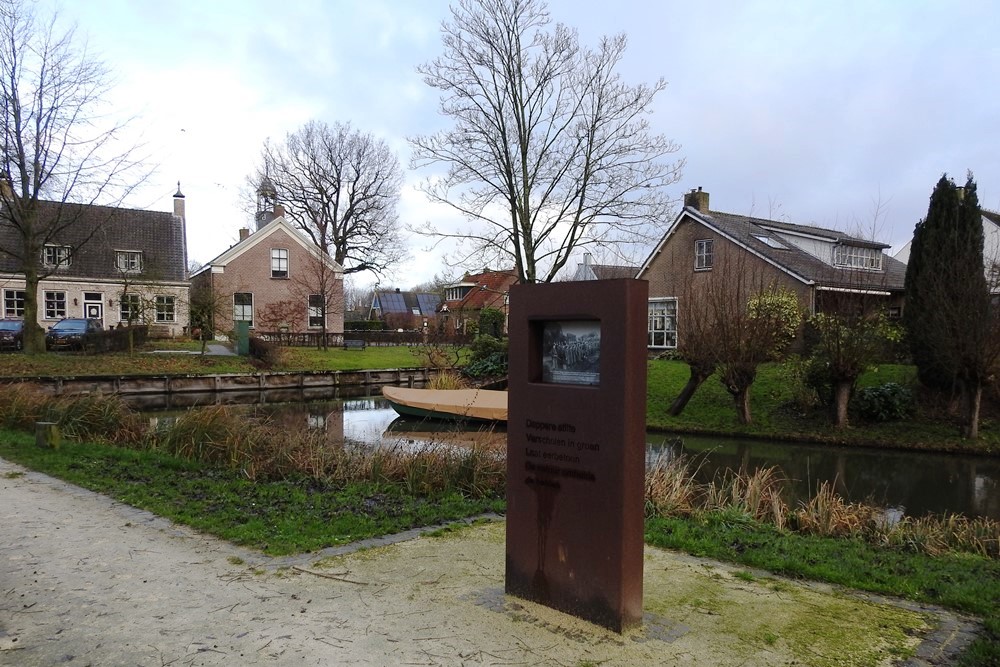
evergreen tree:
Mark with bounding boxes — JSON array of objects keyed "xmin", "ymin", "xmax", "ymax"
[{"xmin": 904, "ymin": 173, "xmax": 993, "ymax": 438}]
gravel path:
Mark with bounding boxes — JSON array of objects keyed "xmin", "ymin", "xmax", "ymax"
[{"xmin": 0, "ymin": 458, "xmax": 980, "ymax": 666}]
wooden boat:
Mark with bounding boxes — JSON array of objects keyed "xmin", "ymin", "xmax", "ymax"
[{"xmin": 381, "ymin": 386, "xmax": 507, "ymax": 423}]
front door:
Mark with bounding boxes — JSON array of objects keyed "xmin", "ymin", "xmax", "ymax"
[{"xmin": 83, "ymin": 292, "xmax": 103, "ymax": 325}]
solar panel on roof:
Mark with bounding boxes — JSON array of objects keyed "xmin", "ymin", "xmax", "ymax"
[
  {"xmin": 416, "ymin": 293, "xmax": 441, "ymax": 315},
  {"xmin": 379, "ymin": 291, "xmax": 408, "ymax": 313}
]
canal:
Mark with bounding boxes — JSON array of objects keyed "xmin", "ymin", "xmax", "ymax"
[{"xmin": 138, "ymin": 392, "xmax": 1000, "ymax": 521}]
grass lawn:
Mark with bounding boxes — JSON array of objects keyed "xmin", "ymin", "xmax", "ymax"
[
  {"xmin": 0, "ymin": 343, "xmax": 464, "ymax": 377},
  {"xmin": 647, "ymin": 359, "xmax": 1000, "ymax": 453}
]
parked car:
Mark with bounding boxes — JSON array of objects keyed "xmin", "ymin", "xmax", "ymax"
[
  {"xmin": 45, "ymin": 318, "xmax": 103, "ymax": 351},
  {"xmin": 0, "ymin": 319, "xmax": 23, "ymax": 351}
]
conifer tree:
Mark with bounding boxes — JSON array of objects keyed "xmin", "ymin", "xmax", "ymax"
[{"xmin": 904, "ymin": 173, "xmax": 993, "ymax": 438}]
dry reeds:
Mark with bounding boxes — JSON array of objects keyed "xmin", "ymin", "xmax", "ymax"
[{"xmin": 427, "ymin": 372, "xmax": 467, "ymax": 390}]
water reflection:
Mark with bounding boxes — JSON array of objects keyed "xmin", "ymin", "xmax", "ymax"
[{"xmin": 140, "ymin": 394, "xmax": 1000, "ymax": 520}]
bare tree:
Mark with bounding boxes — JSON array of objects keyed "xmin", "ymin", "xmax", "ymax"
[
  {"xmin": 290, "ymin": 253, "xmax": 344, "ymax": 351},
  {"xmin": 253, "ymin": 120, "xmax": 406, "ymax": 279},
  {"xmin": 0, "ymin": 0, "xmax": 146, "ymax": 353},
  {"xmin": 410, "ymin": 0, "xmax": 683, "ymax": 283}
]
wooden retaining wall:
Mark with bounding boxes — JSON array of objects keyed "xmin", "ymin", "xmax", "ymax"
[{"xmin": 4, "ymin": 367, "xmax": 441, "ymax": 397}]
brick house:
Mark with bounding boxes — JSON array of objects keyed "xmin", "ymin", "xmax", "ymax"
[
  {"xmin": 441, "ymin": 269, "xmax": 518, "ymax": 334},
  {"xmin": 189, "ymin": 204, "xmax": 344, "ymax": 337},
  {"xmin": 0, "ymin": 187, "xmax": 190, "ymax": 336},
  {"xmin": 637, "ymin": 188, "xmax": 906, "ymax": 351}
]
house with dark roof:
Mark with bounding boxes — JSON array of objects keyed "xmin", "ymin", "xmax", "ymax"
[
  {"xmin": 895, "ymin": 207, "xmax": 1000, "ymax": 293},
  {"xmin": 637, "ymin": 188, "xmax": 906, "ymax": 351},
  {"xmin": 368, "ymin": 288, "xmax": 442, "ymax": 330},
  {"xmin": 441, "ymin": 269, "xmax": 518, "ymax": 334},
  {"xmin": 571, "ymin": 253, "xmax": 638, "ymax": 281},
  {"xmin": 189, "ymin": 198, "xmax": 344, "ymax": 337},
  {"xmin": 0, "ymin": 187, "xmax": 190, "ymax": 336}
]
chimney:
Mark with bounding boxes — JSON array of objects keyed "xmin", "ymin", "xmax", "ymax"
[
  {"xmin": 273, "ymin": 203, "xmax": 285, "ymax": 219},
  {"xmin": 239, "ymin": 228, "xmax": 250, "ymax": 241},
  {"xmin": 583, "ymin": 252, "xmax": 593, "ymax": 267},
  {"xmin": 683, "ymin": 186, "xmax": 709, "ymax": 213},
  {"xmin": 173, "ymin": 181, "xmax": 185, "ymax": 218}
]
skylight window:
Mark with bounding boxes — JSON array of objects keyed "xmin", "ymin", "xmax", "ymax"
[{"xmin": 753, "ymin": 235, "xmax": 784, "ymax": 249}]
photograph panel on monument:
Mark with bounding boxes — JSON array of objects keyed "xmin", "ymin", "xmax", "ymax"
[{"xmin": 540, "ymin": 320, "xmax": 601, "ymax": 386}]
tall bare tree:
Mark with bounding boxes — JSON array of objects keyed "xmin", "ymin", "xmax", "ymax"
[
  {"xmin": 254, "ymin": 120, "xmax": 406, "ymax": 279},
  {"xmin": 410, "ymin": 0, "xmax": 683, "ymax": 283},
  {"xmin": 0, "ymin": 0, "xmax": 146, "ymax": 353}
]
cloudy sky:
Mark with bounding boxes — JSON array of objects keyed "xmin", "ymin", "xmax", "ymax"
[{"xmin": 54, "ymin": 0, "xmax": 1000, "ymax": 288}]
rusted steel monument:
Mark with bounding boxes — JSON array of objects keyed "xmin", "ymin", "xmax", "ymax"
[{"xmin": 506, "ymin": 279, "xmax": 648, "ymax": 631}]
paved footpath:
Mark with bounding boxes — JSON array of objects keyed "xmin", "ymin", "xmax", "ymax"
[{"xmin": 0, "ymin": 458, "xmax": 981, "ymax": 667}]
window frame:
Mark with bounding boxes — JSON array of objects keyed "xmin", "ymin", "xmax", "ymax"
[
  {"xmin": 307, "ymin": 294, "xmax": 325, "ymax": 328},
  {"xmin": 42, "ymin": 244, "xmax": 72, "ymax": 268},
  {"xmin": 43, "ymin": 291, "xmax": 66, "ymax": 319},
  {"xmin": 833, "ymin": 244, "xmax": 882, "ymax": 271},
  {"xmin": 3, "ymin": 289, "xmax": 25, "ymax": 318},
  {"xmin": 115, "ymin": 250, "xmax": 143, "ymax": 273},
  {"xmin": 120, "ymin": 293, "xmax": 142, "ymax": 323},
  {"xmin": 695, "ymin": 239, "xmax": 714, "ymax": 271},
  {"xmin": 271, "ymin": 248, "xmax": 289, "ymax": 278},
  {"xmin": 155, "ymin": 295, "xmax": 176, "ymax": 323},
  {"xmin": 233, "ymin": 292, "xmax": 254, "ymax": 328},
  {"xmin": 647, "ymin": 298, "xmax": 678, "ymax": 349}
]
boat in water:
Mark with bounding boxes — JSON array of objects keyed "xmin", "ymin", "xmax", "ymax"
[{"xmin": 381, "ymin": 386, "xmax": 507, "ymax": 423}]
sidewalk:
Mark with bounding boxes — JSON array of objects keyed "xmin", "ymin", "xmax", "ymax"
[{"xmin": 0, "ymin": 458, "xmax": 979, "ymax": 666}]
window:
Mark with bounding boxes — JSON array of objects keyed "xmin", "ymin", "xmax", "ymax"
[
  {"xmin": 234, "ymin": 292, "xmax": 253, "ymax": 327},
  {"xmin": 271, "ymin": 248, "xmax": 288, "ymax": 278},
  {"xmin": 115, "ymin": 250, "xmax": 143, "ymax": 272},
  {"xmin": 695, "ymin": 239, "xmax": 713, "ymax": 270},
  {"xmin": 155, "ymin": 296, "xmax": 176, "ymax": 322},
  {"xmin": 648, "ymin": 298, "xmax": 678, "ymax": 349},
  {"xmin": 43, "ymin": 291, "xmax": 66, "ymax": 319},
  {"xmin": 42, "ymin": 245, "xmax": 72, "ymax": 268},
  {"xmin": 120, "ymin": 293, "xmax": 142, "ymax": 323},
  {"xmin": 3, "ymin": 289, "xmax": 25, "ymax": 317},
  {"xmin": 833, "ymin": 244, "xmax": 882, "ymax": 270},
  {"xmin": 308, "ymin": 294, "xmax": 324, "ymax": 328}
]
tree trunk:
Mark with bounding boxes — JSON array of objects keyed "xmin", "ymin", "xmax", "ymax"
[
  {"xmin": 735, "ymin": 387, "xmax": 752, "ymax": 425},
  {"xmin": 22, "ymin": 266, "xmax": 45, "ymax": 355},
  {"xmin": 668, "ymin": 363, "xmax": 714, "ymax": 416},
  {"xmin": 832, "ymin": 380, "xmax": 852, "ymax": 429},
  {"xmin": 962, "ymin": 381, "xmax": 982, "ymax": 439}
]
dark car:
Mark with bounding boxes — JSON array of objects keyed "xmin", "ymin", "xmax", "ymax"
[
  {"xmin": 45, "ymin": 318, "xmax": 103, "ymax": 351},
  {"xmin": 0, "ymin": 319, "xmax": 23, "ymax": 351}
]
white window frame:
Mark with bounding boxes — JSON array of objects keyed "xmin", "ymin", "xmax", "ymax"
[
  {"xmin": 120, "ymin": 293, "xmax": 142, "ymax": 323},
  {"xmin": 115, "ymin": 250, "xmax": 143, "ymax": 273},
  {"xmin": 307, "ymin": 294, "xmax": 324, "ymax": 328},
  {"xmin": 42, "ymin": 244, "xmax": 72, "ymax": 268},
  {"xmin": 695, "ymin": 239, "xmax": 714, "ymax": 270},
  {"xmin": 271, "ymin": 248, "xmax": 289, "ymax": 278},
  {"xmin": 43, "ymin": 291, "xmax": 66, "ymax": 319},
  {"xmin": 833, "ymin": 244, "xmax": 882, "ymax": 270},
  {"xmin": 155, "ymin": 295, "xmax": 176, "ymax": 323},
  {"xmin": 648, "ymin": 298, "xmax": 678, "ymax": 349},
  {"xmin": 234, "ymin": 292, "xmax": 253, "ymax": 328},
  {"xmin": 3, "ymin": 289, "xmax": 25, "ymax": 317}
]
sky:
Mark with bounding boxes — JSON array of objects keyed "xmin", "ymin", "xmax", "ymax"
[{"xmin": 49, "ymin": 0, "xmax": 1000, "ymax": 289}]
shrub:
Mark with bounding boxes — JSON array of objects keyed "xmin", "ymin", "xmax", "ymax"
[
  {"xmin": 344, "ymin": 320, "xmax": 385, "ymax": 331},
  {"xmin": 478, "ymin": 307, "xmax": 505, "ymax": 339},
  {"xmin": 249, "ymin": 336, "xmax": 284, "ymax": 368},
  {"xmin": 463, "ymin": 334, "xmax": 508, "ymax": 379},
  {"xmin": 853, "ymin": 382, "xmax": 914, "ymax": 422}
]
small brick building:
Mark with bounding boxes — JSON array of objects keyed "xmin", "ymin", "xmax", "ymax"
[{"xmin": 190, "ymin": 205, "xmax": 344, "ymax": 337}]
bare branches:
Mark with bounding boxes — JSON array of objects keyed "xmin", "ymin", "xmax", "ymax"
[
  {"xmin": 410, "ymin": 0, "xmax": 683, "ymax": 282},
  {"xmin": 254, "ymin": 120, "xmax": 406, "ymax": 279}
]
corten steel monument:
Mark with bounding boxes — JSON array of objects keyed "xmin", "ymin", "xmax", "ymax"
[{"xmin": 506, "ymin": 279, "xmax": 648, "ymax": 631}]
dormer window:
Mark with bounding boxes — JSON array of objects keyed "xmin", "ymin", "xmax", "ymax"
[
  {"xmin": 271, "ymin": 248, "xmax": 288, "ymax": 278},
  {"xmin": 42, "ymin": 244, "xmax": 72, "ymax": 268},
  {"xmin": 833, "ymin": 244, "xmax": 882, "ymax": 270},
  {"xmin": 115, "ymin": 250, "xmax": 143, "ymax": 272}
]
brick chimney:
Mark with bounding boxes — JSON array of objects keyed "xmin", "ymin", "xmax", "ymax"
[
  {"xmin": 684, "ymin": 187, "xmax": 709, "ymax": 213},
  {"xmin": 273, "ymin": 203, "xmax": 285, "ymax": 219},
  {"xmin": 239, "ymin": 228, "xmax": 250, "ymax": 241}
]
